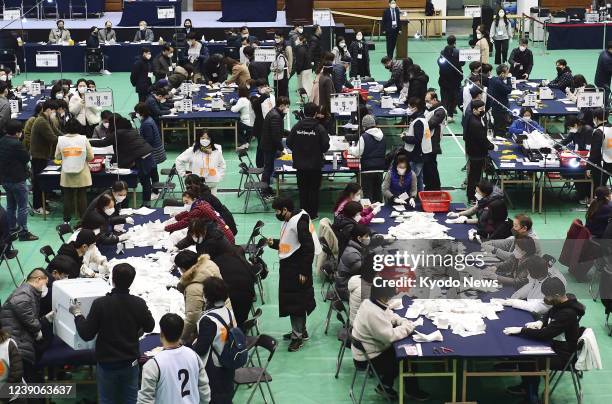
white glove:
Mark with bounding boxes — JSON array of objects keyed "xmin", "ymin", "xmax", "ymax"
[
  {"xmin": 125, "ymin": 217, "xmax": 134, "ymax": 225},
  {"xmin": 44, "ymin": 311, "xmax": 55, "ymax": 322},
  {"xmin": 35, "ymin": 330, "xmax": 43, "ymax": 341},
  {"xmin": 525, "ymin": 320, "xmax": 543, "ymax": 330},
  {"xmin": 408, "ymin": 198, "xmax": 416, "ymax": 208},
  {"xmin": 166, "ymin": 245, "xmax": 178, "ymax": 253},
  {"xmin": 447, "ymin": 211, "xmax": 459, "ymax": 218},
  {"xmin": 402, "ymin": 322, "xmax": 416, "ymax": 335},
  {"xmin": 481, "ymin": 243, "xmax": 495, "ymax": 253},
  {"xmin": 393, "ymin": 197, "xmax": 407, "ymax": 205},
  {"xmin": 118, "ymin": 233, "xmax": 129, "ymax": 242},
  {"xmin": 503, "ymin": 327, "xmax": 523, "ymax": 336},
  {"xmin": 502, "ymin": 299, "xmax": 520, "ymax": 307},
  {"xmin": 447, "ymin": 216, "xmax": 468, "ymax": 224},
  {"xmin": 372, "ymin": 205, "xmax": 382, "ymax": 216},
  {"xmin": 493, "ymin": 144, "xmax": 499, "ymax": 152}
]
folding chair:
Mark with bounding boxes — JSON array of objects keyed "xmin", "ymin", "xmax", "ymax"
[
  {"xmin": 152, "ymin": 173, "xmax": 177, "ymax": 208},
  {"xmin": 240, "ymin": 220, "xmax": 264, "ymax": 259},
  {"xmin": 21, "ymin": 0, "xmax": 40, "ymax": 19},
  {"xmin": 240, "ymin": 163, "xmax": 269, "ymax": 213},
  {"xmin": 84, "ymin": 48, "xmax": 104, "ymax": 74},
  {"xmin": 349, "ymin": 339, "xmax": 393, "ymax": 404},
  {"xmin": 549, "ymin": 328, "xmax": 587, "ymax": 403},
  {"xmin": 323, "ymin": 286, "xmax": 342, "ymax": 335},
  {"xmin": 39, "ymin": 245, "xmax": 55, "ymax": 264},
  {"xmin": 69, "ymin": 0, "xmax": 87, "ymax": 19},
  {"xmin": 237, "ymin": 149, "xmax": 263, "ymax": 197},
  {"xmin": 160, "ymin": 164, "xmax": 184, "ymax": 193},
  {"xmin": 41, "ymin": 0, "xmax": 59, "ymax": 18},
  {"xmin": 234, "ymin": 334, "xmax": 277, "ymax": 404},
  {"xmin": 334, "ymin": 301, "xmax": 351, "ymax": 378},
  {"xmin": 242, "ymin": 308, "xmax": 263, "ymax": 366},
  {"xmin": 56, "ymin": 223, "xmax": 73, "ymax": 243},
  {"xmin": 319, "ymin": 237, "xmax": 338, "ymax": 299},
  {"xmin": 249, "ymin": 238, "xmax": 269, "ymax": 305},
  {"xmin": 0, "ymin": 244, "xmax": 25, "ymax": 287}
]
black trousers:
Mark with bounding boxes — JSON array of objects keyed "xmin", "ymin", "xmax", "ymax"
[
  {"xmin": 31, "ymin": 158, "xmax": 48, "ymax": 210},
  {"xmin": 385, "ymin": 30, "xmax": 399, "ymax": 58},
  {"xmin": 368, "ymin": 346, "xmax": 421, "ymax": 393},
  {"xmin": 296, "ymin": 169, "xmax": 322, "ymax": 218},
  {"xmin": 467, "ymin": 158, "xmax": 485, "ymax": 201},
  {"xmin": 440, "ymin": 85, "xmax": 459, "ymax": 118},
  {"xmin": 493, "ymin": 109, "xmax": 509, "ymax": 138},
  {"xmin": 361, "ymin": 171, "xmax": 383, "ymax": 202},
  {"xmin": 274, "ymin": 76, "xmax": 289, "ymax": 98},
  {"xmin": 494, "ymin": 39, "xmax": 509, "ymax": 64},
  {"xmin": 592, "ymin": 161, "xmax": 612, "ymax": 188},
  {"xmin": 423, "ymin": 154, "xmax": 441, "ymax": 191}
]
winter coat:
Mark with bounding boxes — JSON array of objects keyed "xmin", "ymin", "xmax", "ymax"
[
  {"xmin": 336, "ymin": 240, "xmax": 364, "ymax": 299},
  {"xmin": 89, "ymin": 128, "xmax": 153, "ymax": 169},
  {"xmin": 332, "ymin": 214, "xmax": 358, "ymax": 257},
  {"xmin": 425, "ymin": 102, "xmax": 447, "ymax": 154},
  {"xmin": 348, "ymin": 40, "xmax": 371, "ymax": 78},
  {"xmin": 212, "ymin": 252, "xmax": 256, "ymax": 326},
  {"xmin": 130, "ymin": 56, "xmax": 152, "ymax": 93},
  {"xmin": 286, "ymin": 117, "xmax": 330, "ymax": 170},
  {"xmin": 69, "ymin": 94, "xmax": 101, "ymax": 127},
  {"xmin": 382, "ymin": 168, "xmax": 417, "ymax": 202},
  {"xmin": 0, "ymin": 284, "xmax": 43, "ymax": 364},
  {"xmin": 260, "ymin": 107, "xmax": 284, "ymax": 152},
  {"xmin": 0, "ymin": 134, "xmax": 30, "ymax": 183},
  {"xmin": 309, "ymin": 34, "xmax": 323, "ymax": 69},
  {"xmin": 332, "ymin": 63, "xmax": 353, "ymax": 93},
  {"xmin": 488, "ymin": 76, "xmax": 512, "ymax": 113},
  {"xmin": 152, "ymin": 53, "xmax": 172, "ymax": 81},
  {"xmin": 80, "ymin": 199, "xmax": 127, "ymax": 245},
  {"xmin": 165, "ymin": 199, "xmax": 235, "ymax": 244},
  {"xmin": 438, "ymin": 46, "xmax": 464, "ymax": 88},
  {"xmin": 595, "ymin": 49, "xmax": 612, "ymax": 89},
  {"xmin": 30, "ymin": 114, "xmax": 60, "ymax": 160},
  {"xmin": 294, "ymin": 44, "xmax": 311, "ymax": 74},
  {"xmin": 508, "ymin": 47, "xmax": 534, "ymax": 79},
  {"xmin": 139, "ymin": 117, "xmax": 166, "ymax": 165}
]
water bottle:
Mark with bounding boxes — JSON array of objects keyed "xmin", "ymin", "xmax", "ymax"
[
  {"xmin": 332, "ymin": 153, "xmax": 338, "ymax": 170},
  {"xmin": 104, "ymin": 155, "xmax": 111, "ymax": 173},
  {"xmin": 355, "ymin": 75, "xmax": 362, "ymax": 89}
]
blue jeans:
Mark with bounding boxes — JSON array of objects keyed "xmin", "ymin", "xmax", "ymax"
[
  {"xmin": 411, "ymin": 162, "xmax": 424, "ymax": 192},
  {"xmin": 135, "ymin": 155, "xmax": 155, "ymax": 205},
  {"xmin": 97, "ymin": 362, "xmax": 139, "ymax": 404},
  {"xmin": 2, "ymin": 182, "xmax": 29, "ymax": 235}
]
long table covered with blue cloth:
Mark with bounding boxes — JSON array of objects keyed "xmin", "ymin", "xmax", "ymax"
[
  {"xmin": 24, "ymin": 43, "xmax": 164, "ymax": 73},
  {"xmin": 488, "ymin": 137, "xmax": 592, "ymax": 213},
  {"xmin": 39, "ymin": 210, "xmax": 171, "ymax": 374},
  {"xmin": 160, "ymin": 85, "xmax": 240, "ymax": 147},
  {"xmin": 14, "ymin": 92, "xmax": 45, "ymax": 121},
  {"xmin": 219, "ymin": 0, "xmax": 277, "ymax": 22},
  {"xmin": 118, "ymin": 0, "xmax": 182, "ymax": 27},
  {"xmin": 509, "ymin": 80, "xmax": 581, "ymax": 122},
  {"xmin": 546, "ymin": 22, "xmax": 612, "ymax": 50}
]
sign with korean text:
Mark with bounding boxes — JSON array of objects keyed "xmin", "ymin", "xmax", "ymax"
[
  {"xmin": 157, "ymin": 7, "xmax": 175, "ymax": 20},
  {"xmin": 464, "ymin": 6, "xmax": 481, "ymax": 18},
  {"xmin": 3, "ymin": 9, "xmax": 20, "ymax": 21},
  {"xmin": 9, "ymin": 100, "xmax": 19, "ymax": 114},
  {"xmin": 459, "ymin": 48, "xmax": 481, "ymax": 62},
  {"xmin": 330, "ymin": 94, "xmax": 358, "ymax": 116},
  {"xmin": 35, "ymin": 53, "xmax": 59, "ymax": 68},
  {"xmin": 254, "ymin": 48, "xmax": 277, "ymax": 63},
  {"xmin": 85, "ymin": 91, "xmax": 113, "ymax": 108},
  {"xmin": 30, "ymin": 82, "xmax": 41, "ymax": 96},
  {"xmin": 577, "ymin": 90, "xmax": 604, "ymax": 108},
  {"xmin": 313, "ymin": 9, "xmax": 332, "ymax": 26}
]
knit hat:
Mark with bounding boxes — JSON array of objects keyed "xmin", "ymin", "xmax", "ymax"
[{"xmin": 362, "ymin": 114, "xmax": 376, "ymax": 130}]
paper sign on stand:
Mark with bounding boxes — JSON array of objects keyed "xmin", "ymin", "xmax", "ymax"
[
  {"xmin": 9, "ymin": 100, "xmax": 19, "ymax": 114},
  {"xmin": 35, "ymin": 53, "xmax": 59, "ymax": 68},
  {"xmin": 254, "ymin": 48, "xmax": 277, "ymax": 63},
  {"xmin": 157, "ymin": 6, "xmax": 175, "ymax": 19},
  {"xmin": 459, "ymin": 48, "xmax": 481, "ymax": 62},
  {"xmin": 3, "ymin": 9, "xmax": 20, "ymax": 20},
  {"xmin": 577, "ymin": 90, "xmax": 604, "ymax": 108},
  {"xmin": 85, "ymin": 91, "xmax": 114, "ymax": 108},
  {"xmin": 180, "ymin": 98, "xmax": 193, "ymax": 113},
  {"xmin": 330, "ymin": 93, "xmax": 358, "ymax": 116},
  {"xmin": 523, "ymin": 93, "xmax": 537, "ymax": 107},
  {"xmin": 30, "ymin": 82, "xmax": 41, "ymax": 96},
  {"xmin": 464, "ymin": 6, "xmax": 482, "ymax": 18}
]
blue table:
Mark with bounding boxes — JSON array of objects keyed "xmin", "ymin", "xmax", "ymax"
[
  {"xmin": 118, "ymin": 0, "xmax": 182, "ymax": 27},
  {"xmin": 24, "ymin": 43, "xmax": 163, "ymax": 73},
  {"xmin": 509, "ymin": 81, "xmax": 579, "ymax": 119},
  {"xmin": 14, "ymin": 93, "xmax": 44, "ymax": 121},
  {"xmin": 219, "ymin": 0, "xmax": 277, "ymax": 22},
  {"xmin": 160, "ymin": 86, "xmax": 240, "ymax": 147},
  {"xmin": 393, "ymin": 295, "xmax": 553, "ymax": 403},
  {"xmin": 272, "ymin": 156, "xmax": 359, "ymax": 195},
  {"xmin": 546, "ymin": 22, "xmax": 612, "ymax": 50}
]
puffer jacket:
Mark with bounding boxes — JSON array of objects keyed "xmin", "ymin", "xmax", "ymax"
[
  {"xmin": 332, "ymin": 214, "xmax": 358, "ymax": 257},
  {"xmin": 336, "ymin": 240, "xmax": 364, "ymax": 300},
  {"xmin": 176, "ymin": 254, "xmax": 230, "ymax": 344},
  {"xmin": 0, "ymin": 284, "xmax": 44, "ymax": 363}
]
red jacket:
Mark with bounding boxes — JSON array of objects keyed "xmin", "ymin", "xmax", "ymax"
[
  {"xmin": 559, "ymin": 219, "xmax": 594, "ymax": 279},
  {"xmin": 164, "ymin": 200, "xmax": 235, "ymax": 244}
]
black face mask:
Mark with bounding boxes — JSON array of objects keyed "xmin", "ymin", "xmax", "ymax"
[
  {"xmin": 556, "ymin": 67, "xmax": 564, "ymax": 74},
  {"xmin": 106, "ymin": 27, "xmax": 111, "ymax": 31},
  {"xmin": 275, "ymin": 210, "xmax": 286, "ymax": 221}
]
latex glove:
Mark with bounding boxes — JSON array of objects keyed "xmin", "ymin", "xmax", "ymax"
[
  {"xmin": 69, "ymin": 300, "xmax": 82, "ymax": 316},
  {"xmin": 493, "ymin": 144, "xmax": 499, "ymax": 152},
  {"xmin": 502, "ymin": 299, "xmax": 520, "ymax": 307},
  {"xmin": 403, "ymin": 322, "xmax": 415, "ymax": 335},
  {"xmin": 408, "ymin": 198, "xmax": 416, "ymax": 208},
  {"xmin": 44, "ymin": 310, "xmax": 55, "ymax": 322},
  {"xmin": 166, "ymin": 245, "xmax": 178, "ymax": 253},
  {"xmin": 372, "ymin": 205, "xmax": 382, "ymax": 216},
  {"xmin": 393, "ymin": 197, "xmax": 407, "ymax": 205},
  {"xmin": 125, "ymin": 217, "xmax": 134, "ymax": 225},
  {"xmin": 503, "ymin": 327, "xmax": 523, "ymax": 336},
  {"xmin": 35, "ymin": 330, "xmax": 43, "ymax": 341},
  {"xmin": 447, "ymin": 211, "xmax": 459, "ymax": 218},
  {"xmin": 447, "ymin": 216, "xmax": 468, "ymax": 224},
  {"xmin": 468, "ymin": 228, "xmax": 478, "ymax": 240},
  {"xmin": 118, "ymin": 233, "xmax": 129, "ymax": 242},
  {"xmin": 525, "ymin": 320, "xmax": 543, "ymax": 330}
]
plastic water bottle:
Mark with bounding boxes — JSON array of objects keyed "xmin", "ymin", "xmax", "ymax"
[
  {"xmin": 332, "ymin": 153, "xmax": 338, "ymax": 170},
  {"xmin": 355, "ymin": 75, "xmax": 362, "ymax": 89},
  {"xmin": 104, "ymin": 155, "xmax": 111, "ymax": 173}
]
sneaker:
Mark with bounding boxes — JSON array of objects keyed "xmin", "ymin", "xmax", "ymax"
[
  {"xmin": 150, "ymin": 192, "xmax": 160, "ymax": 201},
  {"xmin": 282, "ymin": 330, "xmax": 309, "ymax": 341},
  {"xmin": 507, "ymin": 384, "xmax": 527, "ymax": 396},
  {"xmin": 447, "ymin": 116, "xmax": 455, "ymax": 123},
  {"xmin": 18, "ymin": 231, "xmax": 39, "ymax": 242},
  {"xmin": 102, "ymin": 69, "xmax": 111, "ymax": 75},
  {"xmin": 32, "ymin": 208, "xmax": 50, "ymax": 215},
  {"xmin": 405, "ymin": 389, "xmax": 430, "ymax": 402},
  {"xmin": 375, "ymin": 384, "xmax": 398, "ymax": 400},
  {"xmin": 579, "ymin": 197, "xmax": 590, "ymax": 205},
  {"xmin": 288, "ymin": 338, "xmax": 304, "ymax": 352}
]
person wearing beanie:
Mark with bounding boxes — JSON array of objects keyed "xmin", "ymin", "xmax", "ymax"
[
  {"xmin": 286, "ymin": 102, "xmax": 330, "ymax": 219},
  {"xmin": 349, "ymin": 114, "xmax": 386, "ymax": 202}
]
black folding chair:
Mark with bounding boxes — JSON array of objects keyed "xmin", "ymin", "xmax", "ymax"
[
  {"xmin": 242, "ymin": 308, "xmax": 263, "ymax": 366},
  {"xmin": 240, "ymin": 220, "xmax": 264, "ymax": 259},
  {"xmin": 234, "ymin": 334, "xmax": 277, "ymax": 404},
  {"xmin": 334, "ymin": 301, "xmax": 351, "ymax": 378},
  {"xmin": 39, "ymin": 245, "xmax": 55, "ymax": 264},
  {"xmin": 69, "ymin": 0, "xmax": 87, "ymax": 19},
  {"xmin": 152, "ymin": 169, "xmax": 177, "ymax": 208},
  {"xmin": 237, "ymin": 151, "xmax": 264, "ymax": 197},
  {"xmin": 549, "ymin": 327, "xmax": 588, "ymax": 403},
  {"xmin": 160, "ymin": 164, "xmax": 184, "ymax": 193},
  {"xmin": 349, "ymin": 339, "xmax": 393, "ymax": 404},
  {"xmin": 319, "ymin": 237, "xmax": 338, "ymax": 299},
  {"xmin": 323, "ymin": 286, "xmax": 343, "ymax": 335},
  {"xmin": 0, "ymin": 244, "xmax": 25, "ymax": 287},
  {"xmin": 56, "ymin": 223, "xmax": 73, "ymax": 243},
  {"xmin": 240, "ymin": 163, "xmax": 269, "ymax": 213}
]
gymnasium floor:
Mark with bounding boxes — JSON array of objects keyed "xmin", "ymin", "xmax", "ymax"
[{"xmin": 5, "ymin": 36, "xmax": 612, "ymax": 403}]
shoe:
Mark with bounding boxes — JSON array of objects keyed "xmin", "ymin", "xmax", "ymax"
[
  {"xmin": 283, "ymin": 330, "xmax": 309, "ymax": 341},
  {"xmin": 18, "ymin": 231, "xmax": 39, "ymax": 242},
  {"xmin": 150, "ymin": 192, "xmax": 160, "ymax": 201},
  {"xmin": 102, "ymin": 69, "xmax": 111, "ymax": 75},
  {"xmin": 447, "ymin": 116, "xmax": 455, "ymax": 123},
  {"xmin": 288, "ymin": 338, "xmax": 304, "ymax": 352},
  {"xmin": 375, "ymin": 384, "xmax": 398, "ymax": 400},
  {"xmin": 507, "ymin": 384, "xmax": 527, "ymax": 396},
  {"xmin": 579, "ymin": 197, "xmax": 590, "ymax": 205},
  {"xmin": 32, "ymin": 208, "xmax": 50, "ymax": 215},
  {"xmin": 405, "ymin": 389, "xmax": 430, "ymax": 402}
]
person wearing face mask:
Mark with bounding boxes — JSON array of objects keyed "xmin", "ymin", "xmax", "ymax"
[
  {"xmin": 488, "ymin": 63, "xmax": 512, "ymax": 137},
  {"xmin": 0, "ymin": 119, "xmax": 38, "ymax": 241},
  {"xmin": 585, "ymin": 186, "xmax": 612, "ymax": 238},
  {"xmin": 271, "ymin": 33, "xmax": 291, "ymax": 98},
  {"xmin": 332, "ymin": 200, "xmax": 365, "ymax": 255},
  {"xmin": 336, "ymin": 224, "xmax": 371, "ymax": 301},
  {"xmin": 587, "ymin": 107, "xmax": 612, "ymax": 187},
  {"xmin": 267, "ymin": 196, "xmax": 321, "ymax": 351},
  {"xmin": 69, "ymin": 78, "xmax": 101, "ymax": 137},
  {"xmin": 437, "ymin": 35, "xmax": 464, "ymax": 124},
  {"xmin": 223, "ymin": 56, "xmax": 251, "ymax": 87},
  {"xmin": 134, "ymin": 21, "xmax": 154, "ymax": 42},
  {"xmin": 288, "ymin": 24, "xmax": 303, "ymax": 48},
  {"xmin": 473, "ymin": 24, "xmax": 490, "ymax": 64},
  {"xmin": 175, "ymin": 131, "xmax": 226, "ymax": 195},
  {"xmin": 595, "ymin": 41, "xmax": 612, "ymax": 107},
  {"xmin": 557, "ymin": 116, "xmax": 593, "ymax": 203},
  {"xmin": 482, "ymin": 213, "xmax": 541, "ymax": 260},
  {"xmin": 98, "ymin": 20, "xmax": 116, "ymax": 43},
  {"xmin": 495, "ymin": 235, "xmax": 537, "ymax": 288},
  {"xmin": 332, "ymin": 36, "xmax": 351, "ymax": 65},
  {"xmin": 86, "ymin": 26, "xmax": 100, "ymax": 49},
  {"xmin": 174, "ymin": 250, "xmax": 229, "ymax": 345},
  {"xmin": 382, "ymin": 0, "xmax": 402, "ymax": 58},
  {"xmin": 548, "ymin": 59, "xmax": 574, "ymax": 92},
  {"xmin": 174, "ymin": 217, "xmax": 232, "ymax": 258},
  {"xmin": 463, "ymin": 98, "xmax": 493, "ymax": 202},
  {"xmin": 401, "ymin": 97, "xmax": 430, "ymax": 192},
  {"xmin": 23, "ymin": 103, "xmax": 43, "ymax": 151},
  {"xmin": 185, "ymin": 32, "xmax": 209, "ymax": 77},
  {"xmin": 56, "ymin": 229, "xmax": 97, "ymax": 274},
  {"xmin": 489, "ymin": 8, "xmax": 512, "ymax": 64},
  {"xmin": 230, "ymin": 85, "xmax": 256, "ymax": 150},
  {"xmin": 381, "ymin": 55, "xmax": 406, "ymax": 91},
  {"xmin": 0, "ymin": 81, "xmax": 9, "ymax": 137},
  {"xmin": 423, "ymin": 91, "xmax": 446, "ymax": 191},
  {"xmin": 260, "ymin": 96, "xmax": 291, "ymax": 197},
  {"xmin": 348, "ymin": 31, "xmax": 371, "ymax": 78},
  {"xmin": 130, "ymin": 47, "xmax": 153, "ymax": 102},
  {"xmin": 508, "ymin": 106, "xmax": 544, "ymax": 135},
  {"xmin": 80, "ymin": 193, "xmax": 132, "ymax": 245},
  {"xmin": 40, "ymin": 254, "xmax": 79, "ymax": 316},
  {"xmin": 30, "ymin": 100, "xmax": 62, "ymax": 215},
  {"xmin": 182, "ymin": 18, "xmax": 194, "ymax": 35},
  {"xmin": 144, "ymin": 87, "xmax": 172, "ymax": 126},
  {"xmin": 203, "ymin": 53, "xmax": 228, "ymax": 84},
  {"xmin": 294, "ymin": 35, "xmax": 313, "ymax": 97},
  {"xmin": 164, "ymin": 190, "xmax": 235, "ymax": 243},
  {"xmin": 332, "ymin": 56, "xmax": 354, "ymax": 93},
  {"xmin": 152, "ymin": 44, "xmax": 174, "ymax": 82},
  {"xmin": 134, "ymin": 103, "xmax": 166, "ymax": 196},
  {"xmin": 92, "ymin": 110, "xmax": 113, "ymax": 139},
  {"xmin": 0, "ymin": 268, "xmax": 53, "ymax": 387},
  {"xmin": 348, "ymin": 115, "xmax": 386, "ymax": 202},
  {"xmin": 309, "ymin": 24, "xmax": 323, "ymax": 71},
  {"xmin": 48, "ymin": 19, "xmax": 71, "ymax": 44},
  {"xmin": 243, "ymin": 46, "xmax": 270, "ymax": 84},
  {"xmin": 334, "ymin": 183, "xmax": 377, "ymax": 224},
  {"xmin": 83, "ymin": 180, "xmax": 130, "ymax": 229},
  {"xmin": 382, "ymin": 154, "xmax": 417, "ymax": 206},
  {"xmin": 508, "ymin": 38, "xmax": 533, "ymax": 80}
]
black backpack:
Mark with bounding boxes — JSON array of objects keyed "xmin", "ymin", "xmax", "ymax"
[{"xmin": 205, "ymin": 309, "xmax": 248, "ymax": 370}]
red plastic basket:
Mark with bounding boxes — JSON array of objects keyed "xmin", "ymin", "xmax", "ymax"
[
  {"xmin": 342, "ymin": 150, "xmax": 360, "ymax": 169},
  {"xmin": 418, "ymin": 191, "xmax": 452, "ymax": 213},
  {"xmin": 560, "ymin": 151, "xmax": 589, "ymax": 168}
]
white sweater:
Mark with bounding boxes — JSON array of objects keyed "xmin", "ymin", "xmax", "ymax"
[
  {"xmin": 230, "ymin": 97, "xmax": 255, "ymax": 126},
  {"xmin": 68, "ymin": 94, "xmax": 101, "ymax": 126},
  {"xmin": 175, "ymin": 145, "xmax": 226, "ymax": 185},
  {"xmin": 351, "ymin": 298, "xmax": 413, "ymax": 361}
]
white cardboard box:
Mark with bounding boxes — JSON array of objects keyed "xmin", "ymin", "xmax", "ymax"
[{"xmin": 52, "ymin": 278, "xmax": 111, "ymax": 350}]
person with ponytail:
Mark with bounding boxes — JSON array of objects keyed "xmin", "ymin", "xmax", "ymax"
[{"xmin": 586, "ymin": 186, "xmax": 612, "ymax": 238}]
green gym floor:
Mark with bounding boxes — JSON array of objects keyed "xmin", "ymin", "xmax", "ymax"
[{"xmin": 5, "ymin": 36, "xmax": 612, "ymax": 403}]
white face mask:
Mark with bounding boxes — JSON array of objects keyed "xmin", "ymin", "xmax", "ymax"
[
  {"xmin": 353, "ymin": 214, "xmax": 362, "ymax": 222},
  {"xmin": 475, "ymin": 192, "xmax": 484, "ymax": 201},
  {"xmin": 477, "ymin": 32, "xmax": 483, "ymax": 39},
  {"xmin": 192, "ymin": 235, "xmax": 204, "ymax": 244},
  {"xmin": 407, "ymin": 107, "xmax": 416, "ymax": 115},
  {"xmin": 78, "ymin": 86, "xmax": 86, "ymax": 94},
  {"xmin": 339, "ymin": 42, "xmax": 346, "ymax": 48},
  {"xmin": 184, "ymin": 203, "xmax": 192, "ymax": 210},
  {"xmin": 200, "ymin": 138, "xmax": 211, "ymax": 147},
  {"xmin": 0, "ymin": 76, "xmax": 6, "ymax": 82},
  {"xmin": 499, "ymin": 11, "xmax": 505, "ymax": 17},
  {"xmin": 519, "ymin": 46, "xmax": 527, "ymax": 52},
  {"xmin": 353, "ymin": 193, "xmax": 362, "ymax": 202},
  {"xmin": 523, "ymin": 116, "xmax": 531, "ymax": 122},
  {"xmin": 390, "ymin": 3, "xmax": 397, "ymax": 8},
  {"xmin": 140, "ymin": 25, "xmax": 146, "ymax": 31},
  {"xmin": 104, "ymin": 207, "xmax": 115, "ymax": 216},
  {"xmin": 114, "ymin": 194, "xmax": 126, "ymax": 203},
  {"xmin": 274, "ymin": 38, "xmax": 282, "ymax": 44},
  {"xmin": 103, "ymin": 122, "xmax": 109, "ymax": 129},
  {"xmin": 296, "ymin": 27, "xmax": 303, "ymax": 34},
  {"xmin": 397, "ymin": 167, "xmax": 407, "ymax": 175},
  {"xmin": 361, "ymin": 237, "xmax": 371, "ymax": 246},
  {"xmin": 41, "ymin": 284, "xmax": 48, "ymax": 298},
  {"xmin": 144, "ymin": 54, "xmax": 151, "ymax": 60},
  {"xmin": 425, "ymin": 102, "xmax": 432, "ymax": 109},
  {"xmin": 569, "ymin": 127, "xmax": 578, "ymax": 133},
  {"xmin": 356, "ymin": 34, "xmax": 363, "ymax": 41},
  {"xmin": 168, "ymin": 53, "xmax": 174, "ymax": 58},
  {"xmin": 514, "ymin": 248, "xmax": 525, "ymax": 260},
  {"xmin": 55, "ymin": 93, "xmax": 64, "ymax": 100}
]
